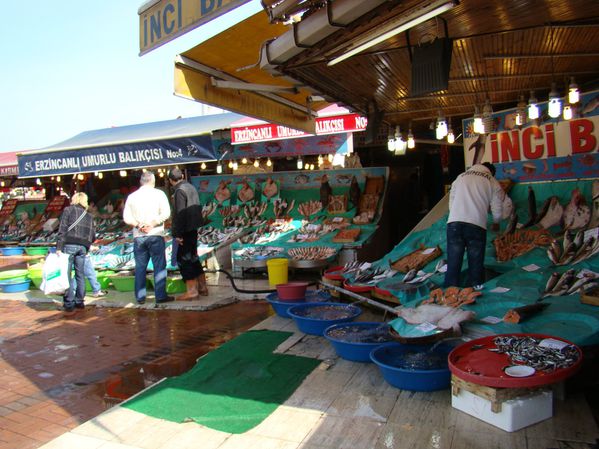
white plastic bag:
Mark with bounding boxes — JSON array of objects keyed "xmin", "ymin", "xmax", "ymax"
[{"xmin": 41, "ymin": 252, "xmax": 70, "ymax": 295}]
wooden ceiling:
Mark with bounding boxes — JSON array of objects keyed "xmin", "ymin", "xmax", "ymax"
[{"xmin": 271, "ymin": 0, "xmax": 599, "ymax": 137}]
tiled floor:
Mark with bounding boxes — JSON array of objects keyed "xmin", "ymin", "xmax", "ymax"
[{"xmin": 0, "ymin": 294, "xmax": 271, "ymax": 449}]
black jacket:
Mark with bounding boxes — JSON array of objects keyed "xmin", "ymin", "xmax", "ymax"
[
  {"xmin": 57, "ymin": 205, "xmax": 96, "ymax": 250},
  {"xmin": 172, "ymin": 181, "xmax": 203, "ymax": 238}
]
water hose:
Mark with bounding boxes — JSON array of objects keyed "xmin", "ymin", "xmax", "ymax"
[{"xmin": 204, "ymin": 269, "xmax": 319, "ymax": 294}]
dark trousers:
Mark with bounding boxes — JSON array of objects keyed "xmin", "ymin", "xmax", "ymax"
[
  {"xmin": 444, "ymin": 221, "xmax": 487, "ymax": 287},
  {"xmin": 177, "ymin": 230, "xmax": 203, "ymax": 281},
  {"xmin": 63, "ymin": 244, "xmax": 87, "ymax": 310},
  {"xmin": 134, "ymin": 236, "xmax": 167, "ymax": 302}
]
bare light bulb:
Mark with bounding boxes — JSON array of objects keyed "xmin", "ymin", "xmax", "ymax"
[
  {"xmin": 200, "ymin": 162, "xmax": 207, "ymax": 170},
  {"xmin": 216, "ymin": 163, "xmax": 223, "ymax": 174},
  {"xmin": 568, "ymin": 77, "xmax": 579, "ymax": 104},
  {"xmin": 563, "ymin": 105, "xmax": 573, "ymax": 120},
  {"xmin": 528, "ymin": 91, "xmax": 539, "ymax": 120},
  {"xmin": 266, "ymin": 158, "xmax": 272, "ymax": 167},
  {"xmin": 253, "ymin": 159, "xmax": 259, "ymax": 168}
]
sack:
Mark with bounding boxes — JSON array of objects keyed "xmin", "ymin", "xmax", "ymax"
[{"xmin": 40, "ymin": 252, "xmax": 70, "ymax": 295}]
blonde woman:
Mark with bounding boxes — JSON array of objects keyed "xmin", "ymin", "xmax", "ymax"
[{"xmin": 56, "ymin": 192, "xmax": 96, "ymax": 317}]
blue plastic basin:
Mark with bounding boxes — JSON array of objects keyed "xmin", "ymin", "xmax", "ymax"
[
  {"xmin": 0, "ymin": 279, "xmax": 31, "ymax": 293},
  {"xmin": 287, "ymin": 302, "xmax": 362, "ymax": 335},
  {"xmin": 324, "ymin": 322, "xmax": 393, "ymax": 362},
  {"xmin": 1, "ymin": 247, "xmax": 25, "ymax": 256},
  {"xmin": 370, "ymin": 343, "xmax": 452, "ymax": 391}
]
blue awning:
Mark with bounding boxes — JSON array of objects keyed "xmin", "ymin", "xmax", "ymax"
[{"xmin": 17, "ymin": 113, "xmax": 242, "ymax": 178}]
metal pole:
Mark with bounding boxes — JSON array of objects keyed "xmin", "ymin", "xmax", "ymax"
[{"xmin": 320, "ymin": 282, "xmax": 402, "ymax": 316}]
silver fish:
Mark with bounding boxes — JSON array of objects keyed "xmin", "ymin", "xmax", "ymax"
[
  {"xmin": 566, "ymin": 275, "xmax": 594, "ymax": 295},
  {"xmin": 402, "ymin": 269, "xmax": 418, "ymax": 283},
  {"xmin": 544, "ymin": 272, "xmax": 560, "ymax": 293},
  {"xmin": 553, "ymin": 269, "xmax": 575, "ymax": 292}
]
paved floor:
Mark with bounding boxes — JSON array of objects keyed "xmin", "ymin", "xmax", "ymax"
[
  {"xmin": 0, "ymin": 295, "xmax": 271, "ymax": 449},
  {"xmin": 1, "ymin": 269, "xmax": 598, "ymax": 449},
  {"xmin": 34, "ymin": 314, "xmax": 599, "ymax": 449}
]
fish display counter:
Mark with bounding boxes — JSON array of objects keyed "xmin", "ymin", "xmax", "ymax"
[
  {"xmin": 191, "ymin": 167, "xmax": 388, "ymax": 273},
  {"xmin": 327, "ymin": 178, "xmax": 599, "ymax": 347}
]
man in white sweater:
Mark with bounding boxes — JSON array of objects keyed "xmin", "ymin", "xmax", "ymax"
[
  {"xmin": 123, "ymin": 171, "xmax": 173, "ymax": 304},
  {"xmin": 444, "ymin": 162, "xmax": 503, "ymax": 289}
]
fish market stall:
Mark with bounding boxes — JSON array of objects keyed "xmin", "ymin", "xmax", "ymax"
[{"xmin": 191, "ymin": 167, "xmax": 388, "ymax": 275}]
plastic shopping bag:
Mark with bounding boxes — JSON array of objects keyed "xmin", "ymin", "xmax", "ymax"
[{"xmin": 41, "ymin": 252, "xmax": 70, "ymax": 295}]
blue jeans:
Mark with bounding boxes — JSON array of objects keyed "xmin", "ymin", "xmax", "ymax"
[
  {"xmin": 444, "ymin": 221, "xmax": 487, "ymax": 287},
  {"xmin": 134, "ymin": 236, "xmax": 167, "ymax": 302},
  {"xmin": 84, "ymin": 256, "xmax": 101, "ymax": 292},
  {"xmin": 63, "ymin": 244, "xmax": 87, "ymax": 310},
  {"xmin": 69, "ymin": 256, "xmax": 100, "ymax": 295}
]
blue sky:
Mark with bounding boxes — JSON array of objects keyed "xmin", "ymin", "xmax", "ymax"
[{"xmin": 0, "ymin": 0, "xmax": 261, "ymax": 153}]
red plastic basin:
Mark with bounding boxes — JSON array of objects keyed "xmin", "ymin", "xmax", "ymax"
[{"xmin": 276, "ymin": 282, "xmax": 309, "ymax": 301}]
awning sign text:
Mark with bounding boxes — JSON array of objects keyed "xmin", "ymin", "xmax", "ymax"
[{"xmin": 231, "ymin": 113, "xmax": 367, "ymax": 144}]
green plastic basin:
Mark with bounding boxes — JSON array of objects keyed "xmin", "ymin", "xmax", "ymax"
[
  {"xmin": 0, "ymin": 269, "xmax": 29, "ymax": 281},
  {"xmin": 149, "ymin": 276, "xmax": 187, "ymax": 294}
]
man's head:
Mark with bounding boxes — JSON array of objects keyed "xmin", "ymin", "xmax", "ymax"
[
  {"xmin": 167, "ymin": 167, "xmax": 184, "ymax": 185},
  {"xmin": 482, "ymin": 162, "xmax": 496, "ymax": 177},
  {"xmin": 140, "ymin": 171, "xmax": 155, "ymax": 187}
]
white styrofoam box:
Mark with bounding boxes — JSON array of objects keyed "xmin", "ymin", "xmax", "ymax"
[
  {"xmin": 452, "ymin": 389, "xmax": 553, "ymax": 432},
  {"xmin": 43, "ymin": 218, "xmax": 59, "ymax": 232}
]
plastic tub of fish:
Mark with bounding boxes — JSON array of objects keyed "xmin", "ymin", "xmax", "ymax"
[
  {"xmin": 287, "ymin": 302, "xmax": 362, "ymax": 335},
  {"xmin": 370, "ymin": 342, "xmax": 452, "ymax": 391},
  {"xmin": 324, "ymin": 322, "xmax": 393, "ymax": 362},
  {"xmin": 343, "ymin": 279, "xmax": 373, "ymax": 294},
  {"xmin": 0, "ymin": 279, "xmax": 31, "ymax": 293},
  {"xmin": 323, "ymin": 266, "xmax": 345, "ymax": 281},
  {"xmin": 266, "ymin": 290, "xmax": 332, "ymax": 318},
  {"xmin": 0, "ymin": 247, "xmax": 25, "ymax": 256}
]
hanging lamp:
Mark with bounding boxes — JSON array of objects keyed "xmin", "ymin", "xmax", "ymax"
[{"xmin": 528, "ymin": 90, "xmax": 539, "ymax": 120}]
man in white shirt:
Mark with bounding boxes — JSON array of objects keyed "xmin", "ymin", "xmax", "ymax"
[
  {"xmin": 123, "ymin": 171, "xmax": 173, "ymax": 304},
  {"xmin": 444, "ymin": 162, "xmax": 503, "ymax": 289}
]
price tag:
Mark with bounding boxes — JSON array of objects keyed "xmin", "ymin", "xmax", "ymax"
[
  {"xmin": 522, "ymin": 264, "xmax": 540, "ymax": 272},
  {"xmin": 416, "ymin": 322, "xmax": 437, "ymax": 332},
  {"xmin": 490, "ymin": 286, "xmax": 510, "ymax": 293},
  {"xmin": 480, "ymin": 316, "xmax": 502, "ymax": 324},
  {"xmin": 332, "ymin": 217, "xmax": 344, "ymax": 223},
  {"xmin": 421, "ymin": 248, "xmax": 436, "ymax": 255},
  {"xmin": 539, "ymin": 338, "xmax": 569, "ymax": 350}
]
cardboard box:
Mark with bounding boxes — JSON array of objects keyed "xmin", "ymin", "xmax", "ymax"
[{"xmin": 452, "ymin": 388, "xmax": 553, "ymax": 432}]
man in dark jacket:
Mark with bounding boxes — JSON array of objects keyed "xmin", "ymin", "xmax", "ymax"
[
  {"xmin": 56, "ymin": 192, "xmax": 96, "ymax": 316},
  {"xmin": 168, "ymin": 168, "xmax": 208, "ymax": 300}
]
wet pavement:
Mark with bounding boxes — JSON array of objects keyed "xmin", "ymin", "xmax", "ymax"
[{"xmin": 0, "ymin": 300, "xmax": 271, "ymax": 449}]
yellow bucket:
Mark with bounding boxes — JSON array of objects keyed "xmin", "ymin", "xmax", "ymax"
[{"xmin": 266, "ymin": 258, "xmax": 289, "ymax": 286}]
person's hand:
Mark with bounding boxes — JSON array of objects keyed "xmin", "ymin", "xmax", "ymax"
[
  {"xmin": 490, "ymin": 223, "xmax": 500, "ymax": 232},
  {"xmin": 175, "ymin": 237, "xmax": 184, "ymax": 245}
]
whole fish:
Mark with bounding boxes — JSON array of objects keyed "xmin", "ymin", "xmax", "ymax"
[
  {"xmin": 523, "ymin": 186, "xmax": 537, "ymax": 228},
  {"xmin": 504, "ymin": 211, "xmax": 518, "ymax": 234},
  {"xmin": 534, "ymin": 197, "xmax": 553, "ymax": 225},
  {"xmin": 402, "ymin": 269, "xmax": 418, "ymax": 283},
  {"xmin": 553, "ymin": 269, "xmax": 575, "ymax": 292},
  {"xmin": 544, "ymin": 272, "xmax": 560, "ymax": 293}
]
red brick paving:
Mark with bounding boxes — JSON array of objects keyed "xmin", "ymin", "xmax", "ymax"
[{"xmin": 0, "ymin": 300, "xmax": 271, "ymax": 449}]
